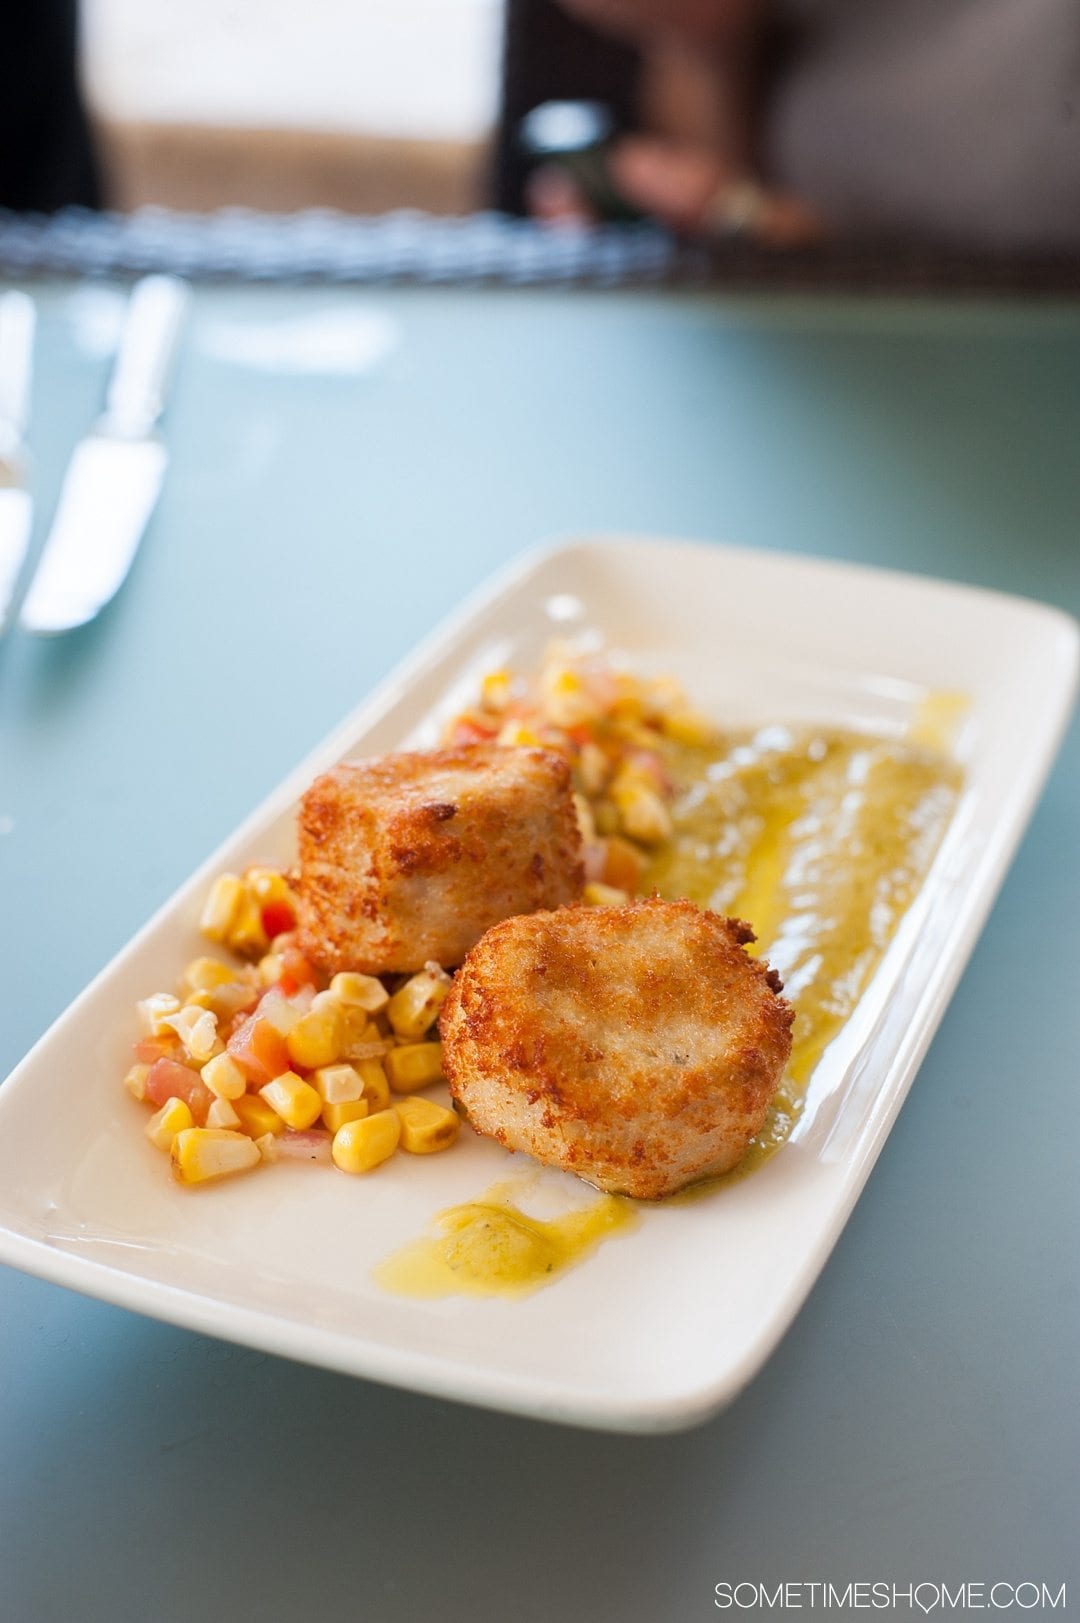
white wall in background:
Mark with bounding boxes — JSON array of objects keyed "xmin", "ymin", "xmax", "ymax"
[{"xmin": 82, "ymin": 0, "xmax": 503, "ymax": 139}]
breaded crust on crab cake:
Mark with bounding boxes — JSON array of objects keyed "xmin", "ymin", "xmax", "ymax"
[
  {"xmin": 296, "ymin": 744, "xmax": 584, "ymax": 976},
  {"xmin": 440, "ymin": 897, "xmax": 793, "ymax": 1199}
]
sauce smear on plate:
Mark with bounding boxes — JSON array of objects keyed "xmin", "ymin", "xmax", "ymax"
[
  {"xmin": 649, "ymin": 726, "xmax": 962, "ymax": 1178},
  {"xmin": 375, "ymin": 1180, "xmax": 635, "ymax": 1298}
]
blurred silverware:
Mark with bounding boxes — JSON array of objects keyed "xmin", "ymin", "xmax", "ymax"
[
  {"xmin": 0, "ymin": 290, "xmax": 36, "ymax": 628},
  {"xmin": 20, "ymin": 274, "xmax": 190, "ymax": 636}
]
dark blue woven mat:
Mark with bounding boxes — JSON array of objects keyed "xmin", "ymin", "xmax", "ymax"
[
  {"xmin": 1, "ymin": 206, "xmax": 1076, "ymax": 294},
  {"xmin": 0, "ymin": 207, "xmax": 695, "ymax": 286}
]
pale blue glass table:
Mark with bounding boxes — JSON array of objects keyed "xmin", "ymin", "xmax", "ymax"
[{"xmin": 1, "ymin": 282, "xmax": 1077, "ymax": 1622}]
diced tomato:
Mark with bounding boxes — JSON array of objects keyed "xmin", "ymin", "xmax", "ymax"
[
  {"xmin": 261, "ymin": 900, "xmax": 296, "ymax": 940},
  {"xmin": 144, "ymin": 1058, "xmax": 213, "ymax": 1125},
  {"xmin": 602, "ymin": 835, "xmax": 648, "ymax": 895},
  {"xmin": 278, "ymin": 944, "xmax": 319, "ymax": 996},
  {"xmin": 445, "ymin": 714, "xmax": 499, "ymax": 747},
  {"xmin": 133, "ymin": 1033, "xmax": 184, "ymax": 1066},
  {"xmin": 227, "ymin": 1013, "xmax": 292, "ymax": 1087}
]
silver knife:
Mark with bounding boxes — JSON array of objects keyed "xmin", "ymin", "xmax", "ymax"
[
  {"xmin": 20, "ymin": 275, "xmax": 190, "ymax": 635},
  {"xmin": 0, "ymin": 290, "xmax": 36, "ymax": 628}
]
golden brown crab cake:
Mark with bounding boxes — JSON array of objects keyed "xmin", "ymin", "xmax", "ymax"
[
  {"xmin": 296, "ymin": 745, "xmax": 584, "ymax": 976},
  {"xmin": 440, "ymin": 898, "xmax": 793, "ymax": 1199}
]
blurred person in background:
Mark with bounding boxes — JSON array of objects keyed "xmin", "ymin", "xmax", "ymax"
[
  {"xmin": 0, "ymin": 0, "xmax": 102, "ymax": 210},
  {"xmin": 512, "ymin": 0, "xmax": 1080, "ymax": 252},
  {"xmin": 4, "ymin": 0, "xmax": 1076, "ymax": 260}
]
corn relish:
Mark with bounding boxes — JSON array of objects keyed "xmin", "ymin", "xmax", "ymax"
[
  {"xmin": 443, "ymin": 643, "xmax": 711, "ymax": 905},
  {"xmin": 129, "ymin": 860, "xmax": 456, "ymax": 1186}
]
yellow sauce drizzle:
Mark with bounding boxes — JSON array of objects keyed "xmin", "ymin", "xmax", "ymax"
[
  {"xmin": 648, "ymin": 724, "xmax": 962, "ymax": 1182},
  {"xmin": 909, "ymin": 690, "xmax": 970, "ymax": 752},
  {"xmin": 375, "ymin": 1180, "xmax": 636, "ymax": 1299}
]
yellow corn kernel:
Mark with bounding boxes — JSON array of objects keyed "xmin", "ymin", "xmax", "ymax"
[
  {"xmin": 336, "ymin": 1005, "xmax": 386, "ymax": 1059},
  {"xmin": 146, "ymin": 1096, "xmax": 194, "ymax": 1152},
  {"xmin": 185, "ymin": 980, "xmax": 258, "ymax": 1021},
  {"xmin": 233, "ymin": 1093, "xmax": 286, "ymax": 1139},
  {"xmin": 259, "ymin": 1072, "xmax": 323, "ymax": 1131},
  {"xmin": 480, "ymin": 668, "xmax": 512, "ymax": 713},
  {"xmin": 245, "ymin": 867, "xmax": 296, "ymax": 909},
  {"xmin": 321, "ymin": 1097, "xmax": 370, "ymax": 1134},
  {"xmin": 584, "ymin": 881, "xmax": 630, "ymax": 907},
  {"xmin": 226, "ymin": 889, "xmax": 269, "ymax": 958},
  {"xmin": 285, "ymin": 996, "xmax": 343, "ymax": 1069},
  {"xmin": 660, "ymin": 707, "xmax": 719, "ymax": 748},
  {"xmin": 611, "ymin": 718, "xmax": 664, "ymax": 750},
  {"xmin": 611, "ymin": 777, "xmax": 673, "ymax": 846},
  {"xmin": 200, "ymin": 873, "xmax": 245, "ymax": 943},
  {"xmin": 541, "ymin": 664, "xmax": 595, "ymax": 728},
  {"xmin": 312, "ymin": 1063, "xmax": 364, "ymax": 1105},
  {"xmin": 331, "ymin": 1110, "xmax": 400, "ymax": 1174},
  {"xmin": 201, "ymin": 1052, "xmax": 247, "ymax": 1102},
  {"xmin": 577, "ymin": 741, "xmax": 610, "ymax": 797},
  {"xmin": 162, "ymin": 1005, "xmax": 220, "ymax": 1064},
  {"xmin": 329, "ymin": 971, "xmax": 389, "ymax": 1013},
  {"xmin": 385, "ymin": 1042, "xmax": 444, "ymax": 1094},
  {"xmin": 136, "ymin": 992, "xmax": 181, "ymax": 1036},
  {"xmin": 355, "ymin": 1057, "xmax": 391, "ymax": 1113},
  {"xmin": 254, "ymin": 1131, "xmax": 279, "ymax": 1163},
  {"xmin": 258, "ymin": 952, "xmax": 285, "ymax": 987},
  {"xmin": 206, "ymin": 1096, "xmax": 242, "ymax": 1130},
  {"xmin": 592, "ymin": 799, "xmax": 620, "ymax": 836},
  {"xmin": 171, "ymin": 1127, "xmax": 261, "ymax": 1185},
  {"xmin": 496, "ymin": 721, "xmax": 541, "ymax": 747},
  {"xmin": 393, "ymin": 1096, "xmax": 460, "ymax": 1155},
  {"xmin": 181, "ymin": 956, "xmax": 237, "ymax": 994},
  {"xmin": 386, "ymin": 964, "xmax": 452, "ymax": 1039},
  {"xmin": 124, "ymin": 1063, "xmax": 151, "ymax": 1103},
  {"xmin": 611, "ymin": 675, "xmax": 645, "ymax": 721}
]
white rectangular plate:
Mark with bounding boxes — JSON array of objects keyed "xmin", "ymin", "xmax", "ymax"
[{"xmin": 1, "ymin": 537, "xmax": 1076, "ymax": 1432}]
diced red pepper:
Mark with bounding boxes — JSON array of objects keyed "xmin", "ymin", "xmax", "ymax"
[
  {"xmin": 145, "ymin": 1058, "xmax": 213, "ymax": 1125},
  {"xmin": 227, "ymin": 1013, "xmax": 292, "ymax": 1087},
  {"xmin": 261, "ymin": 900, "xmax": 296, "ymax": 940},
  {"xmin": 134, "ymin": 1033, "xmax": 184, "ymax": 1066}
]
